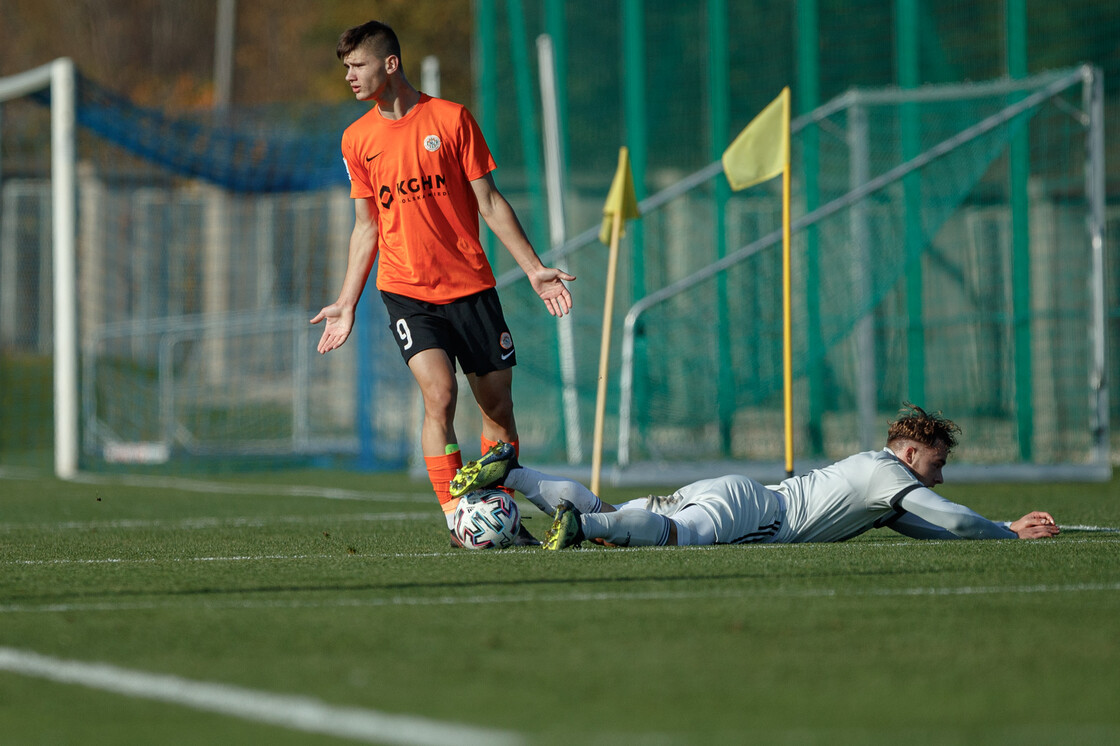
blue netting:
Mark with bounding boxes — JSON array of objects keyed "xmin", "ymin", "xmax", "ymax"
[{"xmin": 34, "ymin": 73, "xmax": 366, "ymax": 192}]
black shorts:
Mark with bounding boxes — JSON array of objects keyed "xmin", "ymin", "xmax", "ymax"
[{"xmin": 380, "ymin": 288, "xmax": 516, "ymax": 375}]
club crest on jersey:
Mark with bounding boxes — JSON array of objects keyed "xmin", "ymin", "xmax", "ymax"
[{"xmin": 423, "ymin": 135, "xmax": 441, "ymax": 152}]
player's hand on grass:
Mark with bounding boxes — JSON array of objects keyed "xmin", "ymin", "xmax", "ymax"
[
  {"xmin": 530, "ymin": 267, "xmax": 576, "ymax": 317},
  {"xmin": 1009, "ymin": 511, "xmax": 1060, "ymax": 539},
  {"xmin": 310, "ymin": 303, "xmax": 355, "ymax": 353}
]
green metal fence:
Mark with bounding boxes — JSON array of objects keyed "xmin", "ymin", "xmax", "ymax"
[{"xmin": 474, "ymin": 1, "xmax": 1118, "ymax": 475}]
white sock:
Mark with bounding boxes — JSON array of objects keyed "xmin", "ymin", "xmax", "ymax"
[
  {"xmin": 504, "ymin": 467, "xmax": 602, "ymax": 516},
  {"xmin": 581, "ymin": 510, "xmax": 673, "ymax": 547}
]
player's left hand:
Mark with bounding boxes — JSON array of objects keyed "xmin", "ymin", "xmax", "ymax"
[
  {"xmin": 1009, "ymin": 511, "xmax": 1060, "ymax": 539},
  {"xmin": 530, "ymin": 267, "xmax": 576, "ymax": 317}
]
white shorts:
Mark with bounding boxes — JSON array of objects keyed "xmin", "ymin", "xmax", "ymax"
[{"xmin": 618, "ymin": 475, "xmax": 785, "ymax": 546}]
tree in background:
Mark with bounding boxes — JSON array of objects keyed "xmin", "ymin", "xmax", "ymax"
[{"xmin": 0, "ymin": 0, "xmax": 473, "ymax": 110}]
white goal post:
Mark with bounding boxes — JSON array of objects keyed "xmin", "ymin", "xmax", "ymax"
[{"xmin": 0, "ymin": 58, "xmax": 78, "ymax": 479}]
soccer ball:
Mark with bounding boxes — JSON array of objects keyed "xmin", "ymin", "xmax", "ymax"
[{"xmin": 452, "ymin": 489, "xmax": 521, "ymax": 549}]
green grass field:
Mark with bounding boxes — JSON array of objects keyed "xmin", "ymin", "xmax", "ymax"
[{"xmin": 1, "ymin": 467, "xmax": 1117, "ymax": 745}]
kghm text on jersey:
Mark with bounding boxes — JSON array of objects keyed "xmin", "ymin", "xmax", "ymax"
[
  {"xmin": 395, "ymin": 173, "xmax": 446, "ymax": 195},
  {"xmin": 379, "ymin": 172, "xmax": 448, "ymax": 208}
]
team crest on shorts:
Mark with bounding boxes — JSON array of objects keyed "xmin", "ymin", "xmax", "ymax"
[
  {"xmin": 500, "ymin": 332, "xmax": 513, "ymax": 350},
  {"xmin": 423, "ymin": 135, "xmax": 441, "ymax": 152}
]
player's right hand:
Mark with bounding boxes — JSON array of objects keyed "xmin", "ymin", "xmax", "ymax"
[
  {"xmin": 310, "ymin": 303, "xmax": 354, "ymax": 354},
  {"xmin": 1009, "ymin": 511, "xmax": 1060, "ymax": 539}
]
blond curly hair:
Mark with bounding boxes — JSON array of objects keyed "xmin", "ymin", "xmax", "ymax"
[{"xmin": 886, "ymin": 402, "xmax": 961, "ymax": 453}]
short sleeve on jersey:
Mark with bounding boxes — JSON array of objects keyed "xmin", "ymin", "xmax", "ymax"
[
  {"xmin": 340, "ymin": 118, "xmax": 376, "ymax": 200},
  {"xmin": 456, "ymin": 107, "xmax": 496, "ymax": 182}
]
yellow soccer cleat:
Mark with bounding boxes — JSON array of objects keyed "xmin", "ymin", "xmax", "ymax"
[
  {"xmin": 449, "ymin": 441, "xmax": 518, "ymax": 498},
  {"xmin": 543, "ymin": 500, "xmax": 585, "ymax": 550}
]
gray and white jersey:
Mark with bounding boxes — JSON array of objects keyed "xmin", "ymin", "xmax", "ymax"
[
  {"xmin": 613, "ymin": 448, "xmax": 1016, "ymax": 544},
  {"xmin": 770, "ymin": 448, "xmax": 928, "ymax": 543}
]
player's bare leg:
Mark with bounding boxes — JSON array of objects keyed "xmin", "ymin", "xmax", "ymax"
[
  {"xmin": 407, "ymin": 349, "xmax": 464, "ymax": 529},
  {"xmin": 465, "ymin": 368, "xmax": 540, "ymax": 546},
  {"xmin": 409, "ymin": 348, "xmax": 460, "ymax": 452},
  {"xmin": 466, "ymin": 367, "xmax": 517, "ymax": 444},
  {"xmin": 467, "ymin": 367, "xmax": 520, "ymax": 482}
]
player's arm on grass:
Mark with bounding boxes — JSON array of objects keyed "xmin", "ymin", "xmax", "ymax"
[
  {"xmin": 892, "ymin": 488, "xmax": 1058, "ymax": 540},
  {"xmin": 886, "ymin": 511, "xmax": 963, "ymax": 541},
  {"xmin": 311, "ymin": 197, "xmax": 378, "ymax": 353},
  {"xmin": 470, "ymin": 172, "xmax": 575, "ymax": 317}
]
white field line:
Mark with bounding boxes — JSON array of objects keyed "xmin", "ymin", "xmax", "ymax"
[
  {"xmin": 0, "ymin": 467, "xmax": 427, "ymax": 502},
  {"xmin": 0, "ymin": 511, "xmax": 435, "ymax": 533},
  {"xmin": 0, "ymin": 647, "xmax": 522, "ymax": 746},
  {"xmin": 6, "ymin": 554, "xmax": 338, "ymax": 566},
  {"xmin": 835, "ymin": 534, "xmax": 1120, "ymax": 548},
  {"xmin": 1057, "ymin": 524, "xmax": 1120, "ymax": 532},
  {"xmin": 67, "ymin": 472, "xmax": 428, "ymax": 502},
  {"xmin": 2, "ymin": 581, "xmax": 1118, "ymax": 616},
  {"xmin": 0, "ymin": 467, "xmax": 40, "ymax": 480}
]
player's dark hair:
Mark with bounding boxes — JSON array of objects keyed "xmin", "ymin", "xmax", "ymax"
[
  {"xmin": 337, "ymin": 21, "xmax": 402, "ymax": 62},
  {"xmin": 886, "ymin": 402, "xmax": 961, "ymax": 453}
]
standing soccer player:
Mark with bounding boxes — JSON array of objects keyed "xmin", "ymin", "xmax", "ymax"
[{"xmin": 312, "ymin": 21, "xmax": 575, "ymax": 544}]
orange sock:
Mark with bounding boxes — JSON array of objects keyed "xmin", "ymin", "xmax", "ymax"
[
  {"xmin": 425, "ymin": 450, "xmax": 463, "ymax": 529},
  {"xmin": 480, "ymin": 436, "xmax": 518, "ymax": 496}
]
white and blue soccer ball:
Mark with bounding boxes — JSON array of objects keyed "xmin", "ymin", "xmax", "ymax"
[{"xmin": 452, "ymin": 489, "xmax": 521, "ymax": 549}]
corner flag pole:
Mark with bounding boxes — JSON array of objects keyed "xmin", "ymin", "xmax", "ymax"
[
  {"xmin": 591, "ymin": 209, "xmax": 622, "ymax": 496},
  {"xmin": 720, "ymin": 87, "xmax": 793, "ymax": 476},
  {"xmin": 781, "ymin": 136, "xmax": 794, "ymax": 478},
  {"xmin": 591, "ymin": 147, "xmax": 640, "ymax": 496}
]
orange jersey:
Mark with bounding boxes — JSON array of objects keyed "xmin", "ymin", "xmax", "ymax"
[{"xmin": 341, "ymin": 95, "xmax": 497, "ymax": 303}]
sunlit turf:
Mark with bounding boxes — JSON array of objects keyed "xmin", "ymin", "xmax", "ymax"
[{"xmin": 1, "ymin": 470, "xmax": 1118, "ymax": 744}]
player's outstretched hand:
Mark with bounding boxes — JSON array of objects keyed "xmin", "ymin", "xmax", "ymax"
[
  {"xmin": 530, "ymin": 267, "xmax": 576, "ymax": 317},
  {"xmin": 1009, "ymin": 511, "xmax": 1060, "ymax": 539},
  {"xmin": 310, "ymin": 303, "xmax": 355, "ymax": 354}
]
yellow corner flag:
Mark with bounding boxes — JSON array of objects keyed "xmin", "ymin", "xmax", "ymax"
[
  {"xmin": 599, "ymin": 146, "xmax": 641, "ymax": 244},
  {"xmin": 591, "ymin": 146, "xmax": 640, "ymax": 495},
  {"xmin": 722, "ymin": 87, "xmax": 790, "ymax": 192}
]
